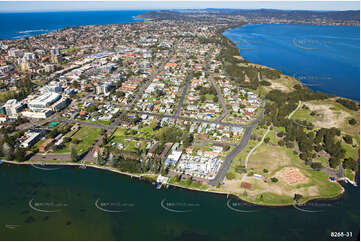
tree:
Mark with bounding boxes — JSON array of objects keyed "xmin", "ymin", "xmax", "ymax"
[
  {"xmin": 348, "ymin": 118, "xmax": 357, "ymax": 125},
  {"xmin": 223, "ymin": 145, "xmax": 231, "ymax": 152},
  {"xmin": 311, "ymin": 162, "xmax": 323, "ymax": 170},
  {"xmin": 343, "ymin": 135, "xmax": 353, "ymax": 144},
  {"xmin": 150, "ymin": 120, "xmax": 159, "ymax": 130},
  {"xmin": 6, "ymin": 145, "xmax": 15, "ymax": 161},
  {"xmin": 14, "ymin": 148, "xmax": 26, "ymax": 162},
  {"xmin": 71, "ymin": 146, "xmax": 78, "ymax": 162},
  {"xmin": 182, "ymin": 133, "xmax": 193, "ymax": 148},
  {"xmin": 264, "ymin": 137, "xmax": 270, "ymax": 143},
  {"xmin": 271, "ymin": 177, "xmax": 278, "ymax": 182},
  {"xmin": 343, "ymin": 158, "xmax": 358, "ymax": 171},
  {"xmin": 293, "ymin": 193, "xmax": 303, "ymax": 202},
  {"xmin": 102, "ymin": 133, "xmax": 109, "ymax": 146},
  {"xmin": 226, "ymin": 172, "xmax": 236, "ymax": 180},
  {"xmin": 336, "ymin": 98, "xmax": 359, "ymax": 111},
  {"xmin": 278, "ymin": 140, "xmax": 285, "ymax": 146}
]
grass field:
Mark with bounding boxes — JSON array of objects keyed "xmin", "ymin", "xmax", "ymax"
[
  {"xmin": 223, "ymin": 127, "xmax": 344, "ymax": 205},
  {"xmin": 55, "ymin": 126, "xmax": 101, "ymax": 154}
]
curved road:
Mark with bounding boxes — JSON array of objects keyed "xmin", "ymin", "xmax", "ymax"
[{"xmin": 208, "ymin": 109, "xmax": 264, "ymax": 186}]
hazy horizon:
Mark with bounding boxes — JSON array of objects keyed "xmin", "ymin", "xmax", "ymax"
[{"xmin": 0, "ymin": 1, "xmax": 359, "ymax": 13}]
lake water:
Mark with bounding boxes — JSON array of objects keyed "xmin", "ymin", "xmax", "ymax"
[
  {"xmin": 0, "ymin": 164, "xmax": 359, "ymax": 240},
  {"xmin": 0, "ymin": 10, "xmax": 147, "ymax": 40},
  {"xmin": 223, "ymin": 24, "xmax": 360, "ymax": 101}
]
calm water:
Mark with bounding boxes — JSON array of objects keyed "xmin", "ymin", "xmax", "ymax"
[
  {"xmin": 223, "ymin": 24, "xmax": 360, "ymax": 101},
  {"xmin": 0, "ymin": 10, "xmax": 147, "ymax": 40},
  {"xmin": 0, "ymin": 164, "xmax": 359, "ymax": 240}
]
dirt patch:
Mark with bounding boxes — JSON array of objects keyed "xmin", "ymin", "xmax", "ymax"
[
  {"xmin": 233, "ymin": 55, "xmax": 244, "ymax": 61},
  {"xmin": 247, "ymin": 145, "xmax": 292, "ymax": 171},
  {"xmin": 276, "ymin": 167, "xmax": 308, "ymax": 185},
  {"xmin": 307, "ymin": 186, "xmax": 320, "ymax": 196},
  {"xmin": 222, "ymin": 177, "xmax": 245, "ymax": 193},
  {"xmin": 307, "ymin": 103, "xmax": 351, "ymax": 129}
]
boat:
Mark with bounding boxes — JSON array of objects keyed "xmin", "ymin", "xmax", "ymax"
[{"xmin": 156, "ymin": 184, "xmax": 162, "ymax": 189}]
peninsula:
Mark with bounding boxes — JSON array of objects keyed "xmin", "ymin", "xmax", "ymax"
[{"xmin": 0, "ymin": 9, "xmax": 359, "ymax": 206}]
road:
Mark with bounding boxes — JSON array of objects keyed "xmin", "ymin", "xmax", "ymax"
[
  {"xmin": 30, "ymin": 153, "xmax": 70, "ymax": 162},
  {"xmin": 208, "ymin": 126, "xmax": 255, "ymax": 186},
  {"xmin": 133, "ymin": 111, "xmax": 259, "ymax": 128},
  {"xmin": 57, "ymin": 118, "xmax": 112, "ymax": 130},
  {"xmin": 194, "ymin": 139, "xmax": 236, "ymax": 147},
  {"xmin": 207, "ymin": 109, "xmax": 265, "ymax": 186},
  {"xmin": 205, "ymin": 50, "xmax": 228, "ymax": 122},
  {"xmin": 175, "ymin": 71, "xmax": 192, "ymax": 117}
]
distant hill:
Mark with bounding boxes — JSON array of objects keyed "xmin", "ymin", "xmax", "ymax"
[{"xmin": 140, "ymin": 9, "xmax": 360, "ymax": 26}]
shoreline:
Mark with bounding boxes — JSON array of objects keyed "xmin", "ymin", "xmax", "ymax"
[
  {"xmin": 1, "ymin": 19, "xmax": 358, "ymax": 208},
  {"xmin": 2, "ymin": 160, "xmax": 348, "ymax": 207},
  {"xmin": 221, "ymin": 24, "xmax": 360, "ymax": 103}
]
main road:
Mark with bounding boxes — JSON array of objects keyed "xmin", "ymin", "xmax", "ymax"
[
  {"xmin": 205, "ymin": 50, "xmax": 229, "ymax": 122},
  {"xmin": 175, "ymin": 71, "xmax": 192, "ymax": 117},
  {"xmin": 207, "ymin": 109, "xmax": 264, "ymax": 186}
]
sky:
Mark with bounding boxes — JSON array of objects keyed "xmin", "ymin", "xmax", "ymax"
[{"xmin": 0, "ymin": 1, "xmax": 359, "ymax": 12}]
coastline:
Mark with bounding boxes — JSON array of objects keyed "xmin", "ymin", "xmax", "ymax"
[
  {"xmin": 0, "ymin": 10, "xmax": 148, "ymax": 41},
  {"xmin": 2, "ymin": 159, "xmax": 347, "ymax": 207},
  {"xmin": 1, "ymin": 20, "xmax": 358, "ymax": 208}
]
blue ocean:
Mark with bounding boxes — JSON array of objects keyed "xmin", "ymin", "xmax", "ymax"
[
  {"xmin": 223, "ymin": 24, "xmax": 360, "ymax": 101},
  {"xmin": 0, "ymin": 10, "xmax": 147, "ymax": 40}
]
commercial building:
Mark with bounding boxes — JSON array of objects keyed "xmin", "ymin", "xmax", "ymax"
[
  {"xmin": 8, "ymin": 48, "xmax": 24, "ymax": 57},
  {"xmin": 165, "ymin": 150, "xmax": 182, "ymax": 166},
  {"xmin": 28, "ymin": 92, "xmax": 61, "ymax": 110},
  {"xmin": 23, "ymin": 52, "xmax": 36, "ymax": 61},
  {"xmin": 96, "ymin": 82, "xmax": 114, "ymax": 95},
  {"xmin": 3, "ymin": 99, "xmax": 25, "ymax": 118},
  {"xmin": 50, "ymin": 46, "xmax": 60, "ymax": 56},
  {"xmin": 39, "ymin": 81, "xmax": 63, "ymax": 94},
  {"xmin": 21, "ymin": 132, "xmax": 42, "ymax": 148},
  {"xmin": 21, "ymin": 109, "xmax": 53, "ymax": 119},
  {"xmin": 51, "ymin": 97, "xmax": 70, "ymax": 112}
]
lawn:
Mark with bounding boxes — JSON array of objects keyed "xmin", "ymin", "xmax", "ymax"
[
  {"xmin": 60, "ymin": 47, "xmax": 79, "ymax": 54},
  {"xmin": 292, "ymin": 108, "xmax": 313, "ymax": 121},
  {"xmin": 55, "ymin": 126, "xmax": 102, "ymax": 154},
  {"xmin": 344, "ymin": 169, "xmax": 355, "ymax": 182},
  {"xmin": 110, "ymin": 128, "xmax": 127, "ymax": 143}
]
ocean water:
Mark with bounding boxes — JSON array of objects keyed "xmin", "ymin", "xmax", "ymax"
[
  {"xmin": 223, "ymin": 24, "xmax": 360, "ymax": 101},
  {"xmin": 0, "ymin": 164, "xmax": 359, "ymax": 240},
  {"xmin": 0, "ymin": 10, "xmax": 147, "ymax": 40}
]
